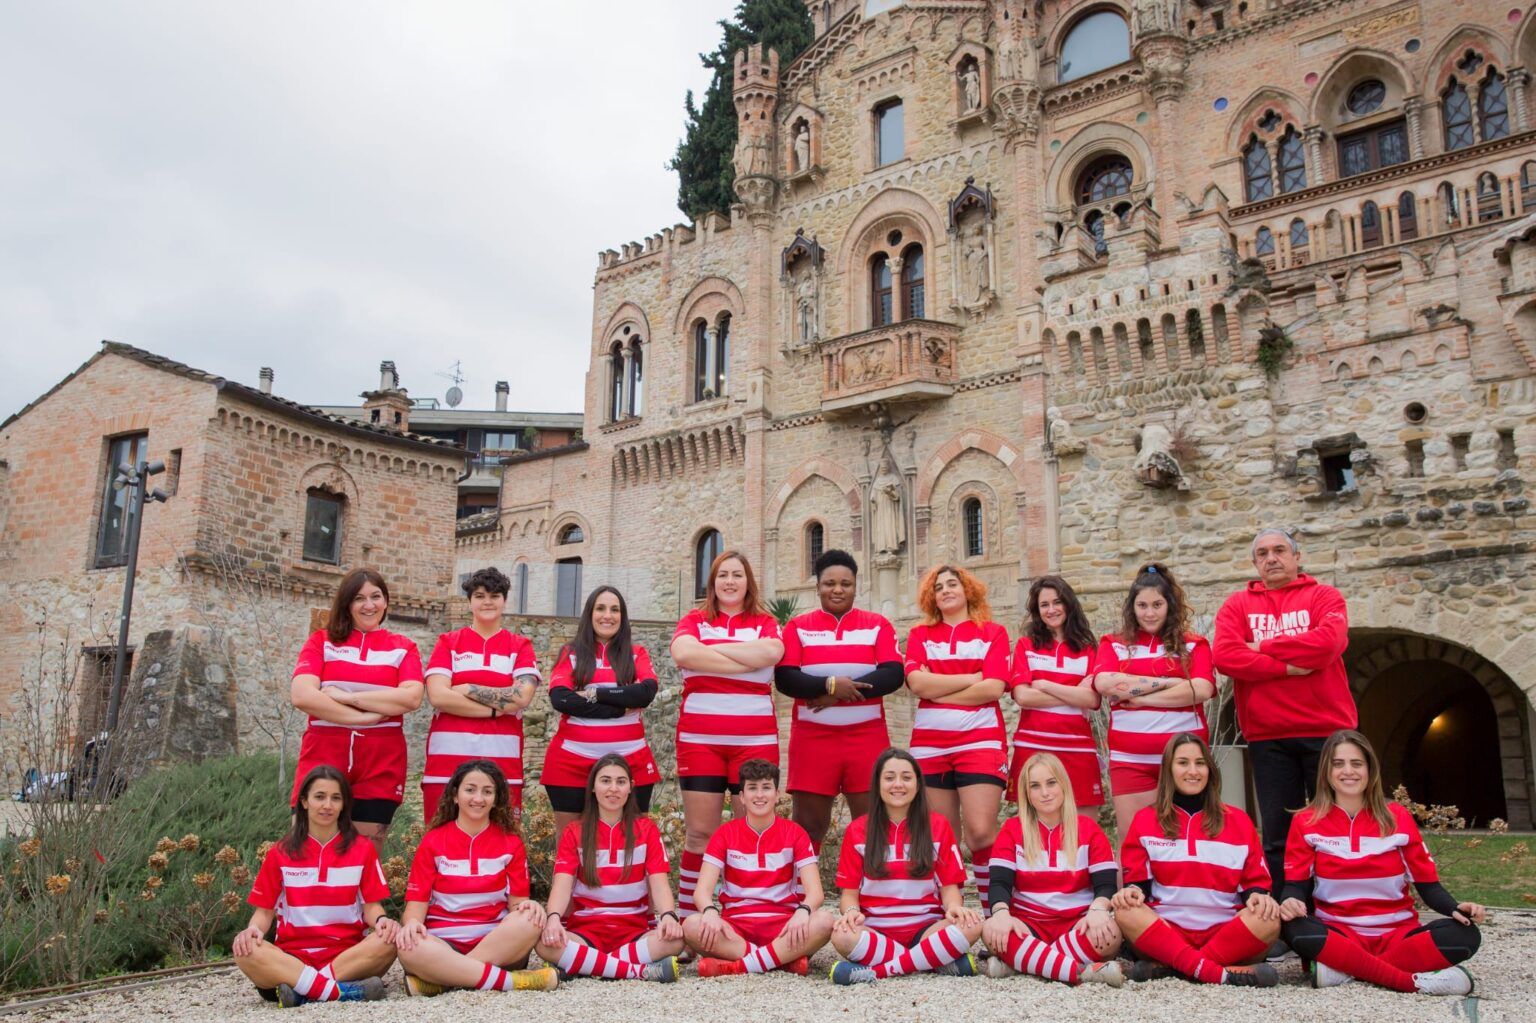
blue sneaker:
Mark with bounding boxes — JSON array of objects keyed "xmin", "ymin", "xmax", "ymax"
[
  {"xmin": 934, "ymin": 953, "xmax": 978, "ymax": 977},
  {"xmin": 275, "ymin": 984, "xmax": 306, "ymax": 1008},
  {"xmin": 335, "ymin": 977, "xmax": 386, "ymax": 1002},
  {"xmin": 830, "ymin": 961, "xmax": 876, "ymax": 985}
]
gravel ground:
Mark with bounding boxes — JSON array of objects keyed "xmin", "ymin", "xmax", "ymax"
[{"xmin": 13, "ymin": 913, "xmax": 1536, "ymax": 1023}]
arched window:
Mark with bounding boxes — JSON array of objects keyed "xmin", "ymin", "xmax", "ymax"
[
  {"xmin": 1478, "ymin": 173, "xmax": 1503, "ymax": 222},
  {"xmin": 1443, "ymin": 78, "xmax": 1474, "ymax": 151},
  {"xmin": 694, "ymin": 529, "xmax": 723, "ymax": 600},
  {"xmin": 1289, "ymin": 218, "xmax": 1309, "ymax": 251},
  {"xmin": 608, "ymin": 342, "xmax": 624, "ymax": 422},
  {"xmin": 805, "ymin": 521, "xmax": 825, "ymax": 576},
  {"xmin": 1522, "ymin": 163, "xmax": 1536, "ymax": 209},
  {"xmin": 627, "ymin": 339, "xmax": 643, "ymax": 416},
  {"xmin": 901, "ymin": 244, "xmax": 925, "ymax": 319},
  {"xmin": 871, "ymin": 253, "xmax": 894, "ymax": 326},
  {"xmin": 1397, "ymin": 192, "xmax": 1418, "ymax": 240},
  {"xmin": 1255, "ymin": 226, "xmax": 1275, "ymax": 256},
  {"xmin": 1084, "ymin": 209, "xmax": 1107, "ymax": 257},
  {"xmin": 962, "ymin": 497, "xmax": 983, "ymax": 558},
  {"xmin": 875, "ymin": 99, "xmax": 904, "ymax": 166},
  {"xmin": 1439, "ymin": 181, "xmax": 1461, "ymax": 225},
  {"xmin": 1058, "ymin": 10, "xmax": 1130, "ymax": 83},
  {"xmin": 714, "ymin": 313, "xmax": 730, "ymax": 397},
  {"xmin": 558, "ymin": 523, "xmax": 585, "ymax": 545},
  {"xmin": 1278, "ymin": 127, "xmax": 1307, "ymax": 193},
  {"xmin": 1479, "ymin": 70, "xmax": 1510, "ymax": 142},
  {"xmin": 692, "ymin": 320, "xmax": 711, "ymax": 401},
  {"xmin": 1077, "ymin": 156, "xmax": 1134, "ymax": 203},
  {"xmin": 1360, "ymin": 201, "xmax": 1381, "ymax": 248},
  {"xmin": 1242, "ymin": 135, "xmax": 1273, "ymax": 202},
  {"xmin": 1137, "ymin": 319, "xmax": 1155, "ymax": 365}
]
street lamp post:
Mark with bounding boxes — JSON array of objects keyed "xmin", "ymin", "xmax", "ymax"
[{"xmin": 104, "ymin": 457, "xmax": 168, "ymax": 734}]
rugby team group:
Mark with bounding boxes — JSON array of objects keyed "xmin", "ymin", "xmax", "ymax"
[{"xmin": 229, "ymin": 528, "xmax": 1489, "ymax": 1005}]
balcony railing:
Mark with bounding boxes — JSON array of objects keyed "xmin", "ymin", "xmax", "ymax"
[{"xmin": 818, "ymin": 318, "xmax": 960, "ymax": 414}]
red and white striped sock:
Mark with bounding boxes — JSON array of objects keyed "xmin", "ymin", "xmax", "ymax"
[
  {"xmin": 742, "ymin": 942, "xmax": 783, "ymax": 974},
  {"xmin": 1004, "ymin": 928, "xmax": 1081, "ymax": 983},
  {"xmin": 678, "ymin": 850, "xmax": 705, "ymax": 918},
  {"xmin": 873, "ymin": 925, "xmax": 969, "ymax": 978},
  {"xmin": 557, "ymin": 941, "xmax": 644, "ymax": 979},
  {"xmin": 849, "ymin": 929, "xmax": 900, "ymax": 966},
  {"xmin": 1049, "ymin": 927, "xmax": 1100, "ymax": 966},
  {"xmin": 612, "ymin": 937, "xmax": 655, "ymax": 964},
  {"xmin": 969, "ymin": 843, "xmax": 993, "ymax": 911},
  {"xmin": 293, "ymin": 965, "xmax": 339, "ymax": 1001}
]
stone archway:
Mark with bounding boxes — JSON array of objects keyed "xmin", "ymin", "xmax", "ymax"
[{"xmin": 1346, "ymin": 629, "xmax": 1532, "ymax": 828}]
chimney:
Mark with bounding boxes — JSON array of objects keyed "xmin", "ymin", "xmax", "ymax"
[
  {"xmin": 495, "ymin": 380, "xmax": 509, "ymax": 412},
  {"xmin": 258, "ymin": 367, "xmax": 274, "ymax": 394},
  {"xmin": 379, "ymin": 360, "xmax": 398, "ymax": 390}
]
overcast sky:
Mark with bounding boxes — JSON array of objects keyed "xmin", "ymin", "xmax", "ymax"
[{"xmin": 0, "ymin": 0, "xmax": 739, "ymax": 420}]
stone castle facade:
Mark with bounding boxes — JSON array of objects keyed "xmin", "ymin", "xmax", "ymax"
[{"xmin": 481, "ymin": 1, "xmax": 1536, "ymax": 827}]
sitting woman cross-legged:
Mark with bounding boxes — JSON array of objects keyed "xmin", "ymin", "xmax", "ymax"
[
  {"xmin": 981, "ymin": 753, "xmax": 1123, "ymax": 986},
  {"xmin": 233, "ymin": 766, "xmax": 395, "ymax": 1006},
  {"xmin": 1111, "ymin": 733, "xmax": 1282, "ymax": 987},
  {"xmin": 395, "ymin": 760, "xmax": 558, "ymax": 995},
  {"xmin": 537, "ymin": 754, "xmax": 684, "ymax": 982},
  {"xmin": 829, "ymin": 748, "xmax": 983, "ymax": 984},
  {"xmin": 1279, "ymin": 729, "xmax": 1483, "ymax": 996}
]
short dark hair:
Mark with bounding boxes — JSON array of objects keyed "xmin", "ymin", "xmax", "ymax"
[
  {"xmin": 814, "ymin": 548, "xmax": 858, "ymax": 580},
  {"xmin": 738, "ymin": 758, "xmax": 780, "ymax": 786},
  {"xmin": 463, "ymin": 566, "xmax": 511, "ymax": 598}
]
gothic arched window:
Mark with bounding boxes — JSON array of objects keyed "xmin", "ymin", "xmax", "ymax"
[
  {"xmin": 1058, "ymin": 10, "xmax": 1130, "ymax": 84},
  {"xmin": 901, "ymin": 244, "xmax": 925, "ymax": 319},
  {"xmin": 1242, "ymin": 135, "xmax": 1273, "ymax": 203},
  {"xmin": 871, "ymin": 253, "xmax": 894, "ymax": 326},
  {"xmin": 1443, "ymin": 78, "xmax": 1474, "ymax": 151},
  {"xmin": 962, "ymin": 497, "xmax": 984, "ymax": 558},
  {"xmin": 1278, "ymin": 127, "xmax": 1307, "ymax": 193}
]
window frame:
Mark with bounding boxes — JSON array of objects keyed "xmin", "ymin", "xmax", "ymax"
[
  {"xmin": 805, "ymin": 521, "xmax": 825, "ymax": 577},
  {"xmin": 1277, "ymin": 127, "xmax": 1307, "ymax": 193},
  {"xmin": 1479, "ymin": 70, "xmax": 1510, "ymax": 142},
  {"xmin": 962, "ymin": 496, "xmax": 984, "ymax": 558},
  {"xmin": 694, "ymin": 529, "xmax": 724, "ymax": 600},
  {"xmin": 301, "ymin": 488, "xmax": 345, "ymax": 565},
  {"xmin": 1242, "ymin": 135, "xmax": 1273, "ymax": 203},
  {"xmin": 874, "ymin": 98, "xmax": 904, "ymax": 167},
  {"xmin": 1336, "ymin": 119, "xmax": 1407, "ymax": 177},
  {"xmin": 1057, "ymin": 9, "xmax": 1131, "ymax": 84},
  {"xmin": 692, "ymin": 320, "xmax": 711, "ymax": 402},
  {"xmin": 1443, "ymin": 79, "xmax": 1474, "ymax": 151},
  {"xmin": 900, "ymin": 243, "xmax": 925, "ymax": 320},
  {"xmin": 94, "ymin": 433, "xmax": 149, "ymax": 568},
  {"xmin": 871, "ymin": 253, "xmax": 894, "ymax": 327},
  {"xmin": 626, "ymin": 339, "xmax": 643, "ymax": 417}
]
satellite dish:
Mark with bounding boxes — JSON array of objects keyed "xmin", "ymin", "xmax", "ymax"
[{"xmin": 445, "ymin": 385, "xmax": 463, "ymax": 408}]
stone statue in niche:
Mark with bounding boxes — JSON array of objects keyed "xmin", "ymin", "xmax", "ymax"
[
  {"xmin": 736, "ymin": 132, "xmax": 770, "ymax": 177},
  {"xmin": 794, "ymin": 266, "xmax": 817, "ymax": 342},
  {"xmin": 993, "ymin": 3, "xmax": 1034, "ymax": 83},
  {"xmin": 1134, "ymin": 421, "xmax": 1188, "ymax": 489},
  {"xmin": 793, "ymin": 121, "xmax": 811, "ymax": 172},
  {"xmin": 1134, "ymin": 0, "xmax": 1180, "ymax": 38},
  {"xmin": 960, "ymin": 62, "xmax": 981, "ymax": 111},
  {"xmin": 962, "ymin": 219, "xmax": 990, "ymax": 302},
  {"xmin": 1046, "ymin": 406, "xmax": 1084, "ymax": 456},
  {"xmin": 870, "ymin": 458, "xmax": 907, "ymax": 556}
]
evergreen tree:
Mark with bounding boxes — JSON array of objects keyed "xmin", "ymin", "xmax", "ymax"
[{"xmin": 670, "ymin": 0, "xmax": 815, "ymax": 218}]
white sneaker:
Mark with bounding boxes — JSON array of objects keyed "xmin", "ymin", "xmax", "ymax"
[
  {"xmin": 983, "ymin": 956, "xmax": 1016, "ymax": 978},
  {"xmin": 1079, "ymin": 961, "xmax": 1124, "ymax": 988},
  {"xmin": 1413, "ymin": 966, "xmax": 1474, "ymax": 996},
  {"xmin": 1312, "ymin": 961, "xmax": 1355, "ymax": 988}
]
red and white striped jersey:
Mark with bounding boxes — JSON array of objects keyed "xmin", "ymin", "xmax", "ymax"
[
  {"xmin": 423, "ymin": 628, "xmax": 540, "ymax": 788},
  {"xmin": 405, "ymin": 821, "xmax": 530, "ymax": 947},
  {"xmin": 1284, "ymin": 802, "xmax": 1437, "ymax": 936},
  {"xmin": 292, "ymin": 628, "xmax": 424, "ymax": 730},
  {"xmin": 553, "ymin": 817, "xmax": 670, "ymax": 934},
  {"xmin": 780, "ymin": 608, "xmax": 901, "ymax": 731},
  {"xmin": 989, "ymin": 814, "xmax": 1116, "ymax": 928},
  {"xmin": 1121, "ymin": 803, "xmax": 1270, "ymax": 934},
  {"xmin": 903, "ymin": 620, "xmax": 1010, "ymax": 762},
  {"xmin": 836, "ymin": 812, "xmax": 968, "ymax": 937},
  {"xmin": 546, "ymin": 643, "xmax": 656, "ymax": 765},
  {"xmin": 673, "ymin": 610, "xmax": 781, "ymax": 748},
  {"xmin": 1009, "ymin": 637, "xmax": 1100, "ymax": 754},
  {"xmin": 703, "ymin": 816, "xmax": 817, "ymax": 924},
  {"xmin": 1095, "ymin": 632, "xmax": 1213, "ymax": 769},
  {"xmin": 248, "ymin": 833, "xmax": 389, "ymax": 959}
]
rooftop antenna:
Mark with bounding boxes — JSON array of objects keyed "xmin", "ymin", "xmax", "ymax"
[{"xmin": 437, "ymin": 360, "xmax": 466, "ymax": 408}]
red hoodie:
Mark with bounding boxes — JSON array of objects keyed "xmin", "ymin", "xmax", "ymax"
[{"xmin": 1211, "ymin": 574, "xmax": 1357, "ymax": 741}]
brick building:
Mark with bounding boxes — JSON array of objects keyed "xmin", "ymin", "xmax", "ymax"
[{"xmin": 480, "ymin": 1, "xmax": 1536, "ymax": 826}]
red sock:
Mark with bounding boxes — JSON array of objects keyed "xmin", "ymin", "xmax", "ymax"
[
  {"xmin": 557, "ymin": 941, "xmax": 643, "ymax": 979},
  {"xmin": 678, "ymin": 850, "xmax": 705, "ymax": 918},
  {"xmin": 873, "ymin": 925, "xmax": 969, "ymax": 978},
  {"xmin": 1051, "ymin": 927, "xmax": 1101, "ymax": 965},
  {"xmin": 1199, "ymin": 915, "xmax": 1269, "ymax": 966},
  {"xmin": 1316, "ymin": 930, "xmax": 1415, "ymax": 992},
  {"xmin": 1134, "ymin": 919, "xmax": 1225, "ymax": 984},
  {"xmin": 742, "ymin": 942, "xmax": 783, "ymax": 974},
  {"xmin": 477, "ymin": 963, "xmax": 513, "ymax": 991},
  {"xmin": 1004, "ymin": 928, "xmax": 1080, "ymax": 983},
  {"xmin": 1381, "ymin": 929, "xmax": 1453, "ymax": 974},
  {"xmin": 849, "ymin": 929, "xmax": 898, "ymax": 966}
]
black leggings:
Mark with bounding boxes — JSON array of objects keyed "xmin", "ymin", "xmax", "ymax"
[{"xmin": 1282, "ymin": 915, "xmax": 1481, "ymax": 965}]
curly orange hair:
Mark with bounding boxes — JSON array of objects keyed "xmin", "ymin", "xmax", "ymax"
[{"xmin": 916, "ymin": 564, "xmax": 992, "ymax": 625}]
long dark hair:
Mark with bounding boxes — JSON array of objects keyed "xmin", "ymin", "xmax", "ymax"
[
  {"xmin": 1305, "ymin": 729, "xmax": 1395, "ymax": 836},
  {"xmin": 326, "ymin": 568, "xmax": 390, "ymax": 643},
  {"xmin": 1154, "ymin": 733, "xmax": 1225, "ymax": 839},
  {"xmin": 564, "ymin": 586, "xmax": 635, "ymax": 688},
  {"xmin": 1118, "ymin": 562, "xmax": 1192, "ymax": 674},
  {"xmin": 864, "ymin": 748, "xmax": 936, "ymax": 879},
  {"xmin": 1024, "ymin": 575, "xmax": 1095, "ymax": 652},
  {"xmin": 426, "ymin": 759, "xmax": 518, "ymax": 834},
  {"xmin": 284, "ymin": 765, "xmax": 359, "ymax": 857},
  {"xmin": 579, "ymin": 754, "xmax": 640, "ymax": 888}
]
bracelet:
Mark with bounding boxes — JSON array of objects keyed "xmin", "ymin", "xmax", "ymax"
[
  {"xmin": 703, "ymin": 904, "xmax": 721, "ymax": 916},
  {"xmin": 659, "ymin": 910, "xmax": 679, "ymax": 923},
  {"xmin": 547, "ymin": 911, "xmax": 562, "ymax": 921},
  {"xmin": 372, "ymin": 914, "xmax": 388, "ymax": 928},
  {"xmin": 825, "ymin": 675, "xmax": 836, "ymax": 696},
  {"xmin": 489, "ymin": 706, "xmax": 497, "ymax": 718},
  {"xmin": 793, "ymin": 904, "xmax": 811, "ymax": 916}
]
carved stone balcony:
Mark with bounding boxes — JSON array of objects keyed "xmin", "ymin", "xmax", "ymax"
[{"xmin": 818, "ymin": 318, "xmax": 959, "ymax": 415}]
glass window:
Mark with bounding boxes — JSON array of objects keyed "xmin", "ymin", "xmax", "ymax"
[
  {"xmin": 1077, "ymin": 156, "xmax": 1134, "ymax": 203},
  {"xmin": 95, "ymin": 433, "xmax": 148, "ymax": 567},
  {"xmin": 1345, "ymin": 79, "xmax": 1385, "ymax": 116},
  {"xmin": 872, "ymin": 254, "xmax": 894, "ymax": 326},
  {"xmin": 1278, "ymin": 127, "xmax": 1307, "ymax": 193},
  {"xmin": 555, "ymin": 558, "xmax": 583, "ymax": 617},
  {"xmin": 1289, "ymin": 218, "xmax": 1309, "ymax": 249},
  {"xmin": 302, "ymin": 490, "xmax": 343, "ymax": 564},
  {"xmin": 627, "ymin": 341, "xmax": 643, "ymax": 416},
  {"xmin": 875, "ymin": 99, "xmax": 903, "ymax": 165},
  {"xmin": 482, "ymin": 431, "xmax": 520, "ymax": 451},
  {"xmin": 693, "ymin": 321, "xmax": 711, "ymax": 401},
  {"xmin": 901, "ymin": 244, "xmax": 925, "ymax": 319},
  {"xmin": 1480, "ymin": 71, "xmax": 1510, "ymax": 142},
  {"xmin": 806, "ymin": 522, "xmax": 825, "ymax": 575},
  {"xmin": 694, "ymin": 529, "xmax": 724, "ymax": 600},
  {"xmin": 1398, "ymin": 192, "xmax": 1418, "ymax": 240},
  {"xmin": 1337, "ymin": 120, "xmax": 1406, "ymax": 176},
  {"xmin": 1058, "ymin": 11, "xmax": 1130, "ymax": 83},
  {"xmin": 1243, "ymin": 136, "xmax": 1273, "ymax": 202},
  {"xmin": 515, "ymin": 562, "xmax": 529, "ymax": 614},
  {"xmin": 714, "ymin": 314, "xmax": 730, "ymax": 397},
  {"xmin": 558, "ymin": 523, "xmax": 584, "ymax": 545},
  {"xmin": 608, "ymin": 343, "xmax": 624, "ymax": 422},
  {"xmin": 1360, "ymin": 201, "xmax": 1381, "ymax": 247},
  {"xmin": 962, "ymin": 498, "xmax": 983, "ymax": 558},
  {"xmin": 1084, "ymin": 210, "xmax": 1107, "ymax": 257},
  {"xmin": 1255, "ymin": 226, "xmax": 1275, "ymax": 255},
  {"xmin": 1522, "ymin": 163, "xmax": 1536, "ymax": 207},
  {"xmin": 1443, "ymin": 80, "xmax": 1474, "ymax": 151}
]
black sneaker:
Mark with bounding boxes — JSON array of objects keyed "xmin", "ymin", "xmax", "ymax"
[
  {"xmin": 1222, "ymin": 963, "xmax": 1279, "ymax": 988},
  {"xmin": 1265, "ymin": 939, "xmax": 1296, "ymax": 963},
  {"xmin": 1127, "ymin": 960, "xmax": 1177, "ymax": 982}
]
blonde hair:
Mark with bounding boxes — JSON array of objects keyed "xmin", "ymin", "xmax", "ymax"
[{"xmin": 1016, "ymin": 753, "xmax": 1080, "ymax": 867}]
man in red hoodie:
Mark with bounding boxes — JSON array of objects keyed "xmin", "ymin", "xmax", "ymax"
[{"xmin": 1212, "ymin": 527, "xmax": 1357, "ymax": 895}]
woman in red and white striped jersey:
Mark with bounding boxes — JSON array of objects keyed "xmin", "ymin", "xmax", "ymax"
[
  {"xmin": 1279, "ymin": 730, "xmax": 1483, "ymax": 996},
  {"xmin": 669, "ymin": 549, "xmax": 784, "ymax": 918},
  {"xmin": 289, "ymin": 569, "xmax": 425, "ymax": 842},
  {"xmin": 234, "ymin": 765, "xmax": 395, "ymax": 1006},
  {"xmin": 1111, "ymin": 734, "xmax": 1282, "ymax": 987},
  {"xmin": 395, "ymin": 760, "xmax": 557, "ymax": 996},
  {"xmin": 981, "ymin": 753, "xmax": 1123, "ymax": 986},
  {"xmin": 903, "ymin": 565, "xmax": 1011, "ymax": 904},
  {"xmin": 1092, "ymin": 563, "xmax": 1215, "ymax": 842},
  {"xmin": 543, "ymin": 586, "xmax": 661, "ymax": 839},
  {"xmin": 1008, "ymin": 576, "xmax": 1104, "ymax": 809},
  {"xmin": 422, "ymin": 567, "xmax": 541, "ymax": 822},
  {"xmin": 537, "ymin": 754, "xmax": 683, "ymax": 982},
  {"xmin": 828, "ymin": 749, "xmax": 982, "ymax": 984}
]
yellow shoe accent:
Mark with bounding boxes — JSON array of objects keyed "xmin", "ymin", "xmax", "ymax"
[
  {"xmin": 511, "ymin": 966, "xmax": 560, "ymax": 991},
  {"xmin": 403, "ymin": 973, "xmax": 445, "ymax": 998}
]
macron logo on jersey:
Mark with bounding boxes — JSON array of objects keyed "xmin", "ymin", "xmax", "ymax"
[{"xmin": 1247, "ymin": 610, "xmax": 1312, "ymax": 641}]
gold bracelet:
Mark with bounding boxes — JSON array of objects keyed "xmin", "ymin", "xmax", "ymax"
[{"xmin": 825, "ymin": 675, "xmax": 836, "ymax": 695}]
